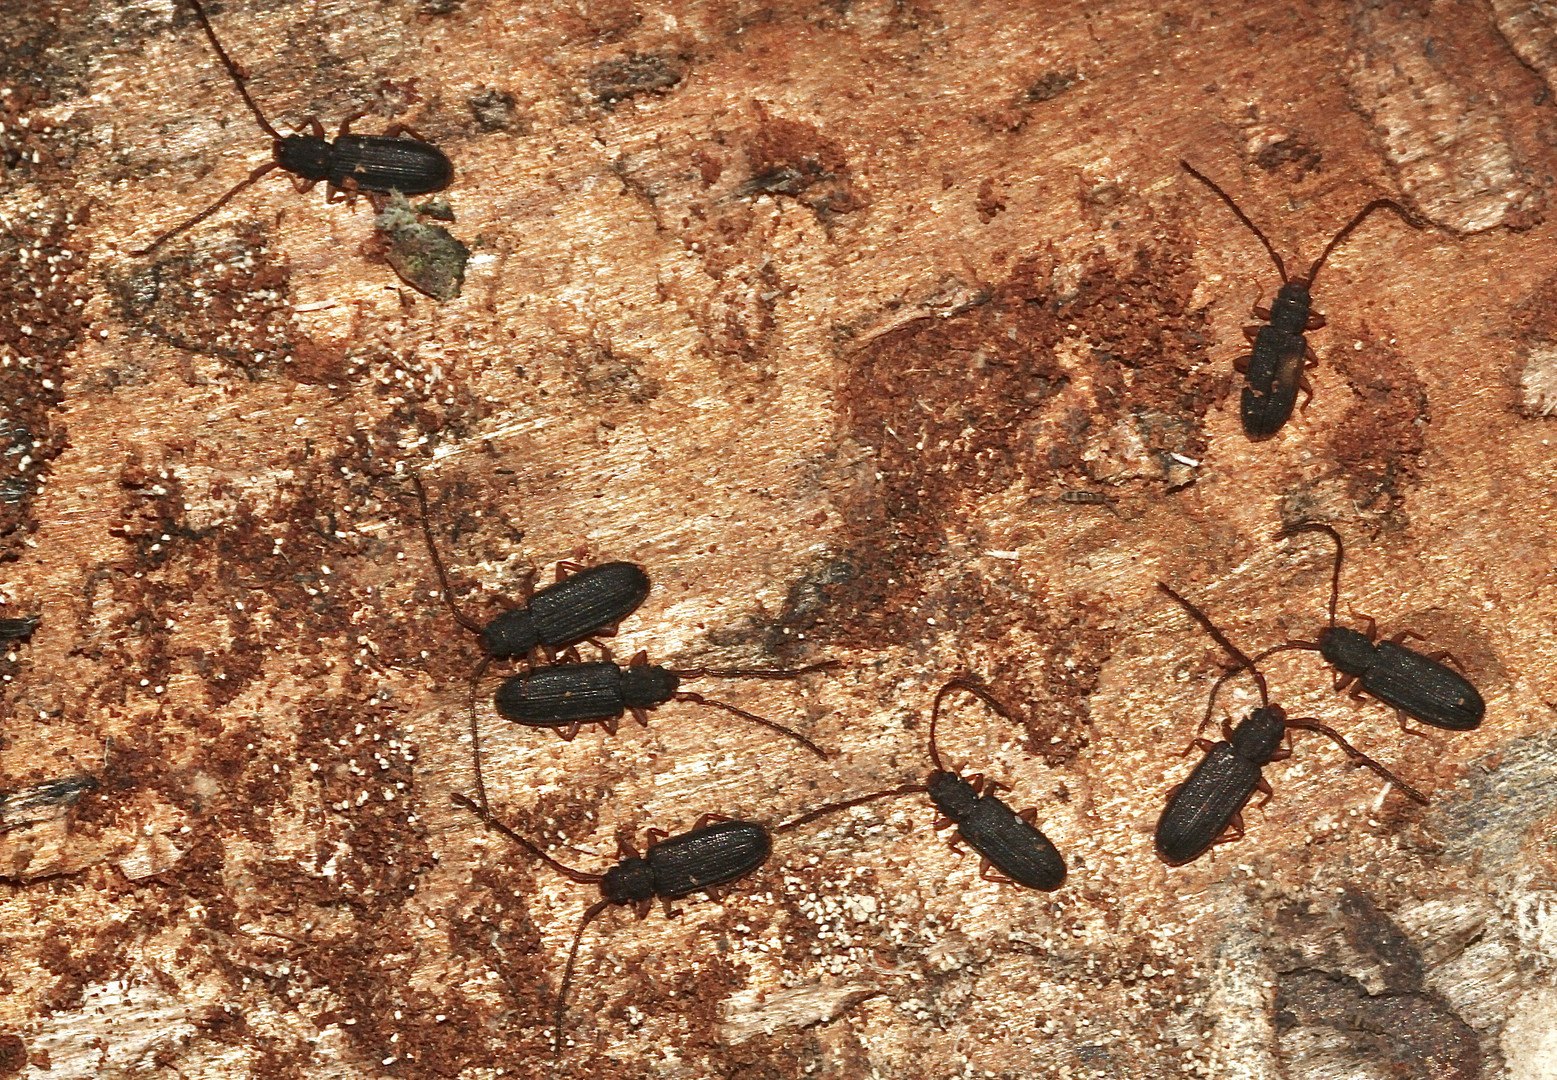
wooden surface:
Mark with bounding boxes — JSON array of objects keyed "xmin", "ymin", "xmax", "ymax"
[{"xmin": 4, "ymin": 0, "xmax": 1557, "ymax": 1076}]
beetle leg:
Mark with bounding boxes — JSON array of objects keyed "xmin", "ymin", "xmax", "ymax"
[
  {"xmin": 1252, "ymin": 775, "xmax": 1275, "ymax": 808},
  {"xmin": 598, "ymin": 716, "xmax": 619, "ymax": 736},
  {"xmin": 630, "ymin": 707, "xmax": 651, "ymax": 728},
  {"xmin": 288, "ymin": 174, "xmax": 318, "ymax": 194},
  {"xmin": 987, "ymin": 778, "xmax": 1013, "ymax": 795},
  {"xmin": 662, "ymin": 898, "xmax": 683, "ymax": 919},
  {"xmin": 977, "ymin": 858, "xmax": 1014, "ymax": 885},
  {"xmin": 618, "ymin": 834, "xmax": 644, "ymax": 859},
  {"xmin": 627, "ymin": 649, "xmax": 650, "ymax": 667},
  {"xmin": 1390, "ymin": 629, "xmax": 1466, "ymax": 666},
  {"xmin": 1234, "ymin": 353, "xmax": 1252, "ymax": 373},
  {"xmin": 302, "ymin": 116, "xmax": 327, "ymax": 139},
  {"xmin": 325, "ymin": 175, "xmax": 362, "ymax": 206},
  {"xmin": 516, "ymin": 564, "xmax": 538, "ymax": 603},
  {"xmin": 1333, "ymin": 670, "xmax": 1358, "ymax": 694},
  {"xmin": 692, "ymin": 813, "xmax": 735, "ymax": 830},
  {"xmin": 1395, "ymin": 710, "xmax": 1443, "ymax": 747},
  {"xmin": 1242, "ymin": 326, "xmax": 1261, "ymax": 344},
  {"xmin": 643, "ymin": 828, "xmax": 668, "ymax": 848},
  {"xmin": 1297, "ymin": 371, "xmax": 1315, "ymax": 414},
  {"xmin": 554, "ymin": 559, "xmax": 587, "ymax": 581},
  {"xmin": 559, "ymin": 646, "xmax": 583, "ymax": 664},
  {"xmin": 932, "ymin": 815, "xmax": 955, "ymax": 831},
  {"xmin": 1306, "ymin": 312, "xmax": 1326, "ymax": 330},
  {"xmin": 1017, "ymin": 807, "xmax": 1038, "ymax": 823},
  {"xmin": 1219, "ymin": 812, "xmax": 1247, "ymax": 843},
  {"xmin": 632, "ymin": 899, "xmax": 650, "ymax": 919},
  {"xmin": 382, "ymin": 122, "xmax": 433, "ymax": 142},
  {"xmin": 556, "ymin": 723, "xmax": 582, "ymax": 742},
  {"xmin": 1421, "ymin": 647, "xmax": 1470, "ymax": 675},
  {"xmin": 1180, "ymin": 737, "xmax": 1219, "ymax": 758},
  {"xmin": 334, "ymin": 111, "xmax": 367, "ymax": 139},
  {"xmin": 1252, "ymin": 303, "xmax": 1271, "ymax": 320}
]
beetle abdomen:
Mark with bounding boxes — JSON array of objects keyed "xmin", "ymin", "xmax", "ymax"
[
  {"xmin": 1241, "ymin": 328, "xmax": 1305, "ymax": 440},
  {"xmin": 1155, "ymin": 744, "xmax": 1261, "ymax": 866},
  {"xmin": 1363, "ymin": 641, "xmax": 1484, "ymax": 730},
  {"xmin": 527, "ymin": 562, "xmax": 651, "ymax": 650},
  {"xmin": 494, "ymin": 662, "xmax": 625, "ymax": 726},
  {"xmin": 959, "ymin": 797, "xmax": 1066, "ymax": 891},
  {"xmin": 326, "ymin": 134, "xmax": 453, "ymax": 194},
  {"xmin": 648, "ymin": 820, "xmax": 771, "ymax": 898}
]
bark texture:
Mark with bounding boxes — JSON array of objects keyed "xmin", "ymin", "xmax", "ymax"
[{"xmin": 3, "ymin": 0, "xmax": 1557, "ymax": 1077}]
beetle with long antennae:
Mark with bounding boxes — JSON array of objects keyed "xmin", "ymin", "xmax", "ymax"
[
  {"xmin": 407, "ymin": 473, "xmax": 650, "ymax": 815},
  {"xmin": 1255, "ymin": 522, "xmax": 1485, "ymax": 734},
  {"xmin": 133, "ymin": 0, "xmax": 453, "ymax": 256},
  {"xmin": 775, "ymin": 677, "xmax": 1066, "ymax": 890},
  {"xmin": 1154, "ymin": 582, "xmax": 1426, "ymax": 866},
  {"xmin": 493, "ymin": 646, "xmax": 834, "ymax": 759},
  {"xmin": 1179, "ymin": 160, "xmax": 1426, "ymax": 440},
  {"xmin": 452, "ymin": 793, "xmax": 773, "ymax": 1059},
  {"xmin": 453, "ymin": 784, "xmax": 906, "ymax": 1059}
]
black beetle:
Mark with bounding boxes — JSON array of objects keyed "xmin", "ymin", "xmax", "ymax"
[
  {"xmin": 408, "ymin": 473, "xmax": 651, "ymax": 813},
  {"xmin": 133, "ymin": 0, "xmax": 453, "ymax": 255},
  {"xmin": 779, "ymin": 677, "xmax": 1065, "ymax": 890},
  {"xmin": 0, "ymin": 614, "xmax": 40, "ymax": 641},
  {"xmin": 1180, "ymin": 160, "xmax": 1423, "ymax": 441},
  {"xmin": 1263, "ymin": 522, "xmax": 1486, "ymax": 733},
  {"xmin": 493, "ymin": 648, "xmax": 833, "ymax": 759},
  {"xmin": 452, "ymin": 792, "xmax": 771, "ymax": 1057},
  {"xmin": 1155, "ymin": 582, "xmax": 1426, "ymax": 866},
  {"xmin": 1, "ymin": 775, "xmax": 99, "ymax": 836}
]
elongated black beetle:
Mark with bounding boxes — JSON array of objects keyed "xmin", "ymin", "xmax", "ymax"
[
  {"xmin": 1261, "ymin": 522, "xmax": 1486, "ymax": 733},
  {"xmin": 0, "ymin": 614, "xmax": 39, "ymax": 641},
  {"xmin": 133, "ymin": 0, "xmax": 453, "ymax": 255},
  {"xmin": 1155, "ymin": 582, "xmax": 1426, "ymax": 866},
  {"xmin": 408, "ymin": 473, "xmax": 651, "ymax": 813},
  {"xmin": 779, "ymin": 678, "xmax": 1066, "ymax": 890},
  {"xmin": 1179, "ymin": 160, "xmax": 1424, "ymax": 440},
  {"xmin": 452, "ymin": 792, "xmax": 771, "ymax": 1058},
  {"xmin": 493, "ymin": 647, "xmax": 833, "ymax": 759}
]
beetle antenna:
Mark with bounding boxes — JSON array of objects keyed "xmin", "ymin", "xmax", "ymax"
[
  {"xmin": 552, "ymin": 898, "xmax": 612, "ymax": 1058},
  {"xmin": 467, "ymin": 655, "xmax": 492, "ymax": 817},
  {"xmin": 451, "ymin": 793, "xmax": 603, "ymax": 885},
  {"xmin": 1274, "ymin": 521, "xmax": 1345, "ymax": 627},
  {"xmin": 408, "ymin": 473, "xmax": 486, "ymax": 635},
  {"xmin": 130, "ymin": 160, "xmax": 282, "ymax": 256},
  {"xmin": 185, "ymin": 0, "xmax": 284, "ymax": 140},
  {"xmin": 673, "ymin": 693, "xmax": 829, "ymax": 759},
  {"xmin": 1201, "ymin": 641, "xmax": 1319, "ymax": 732},
  {"xmin": 665, "ymin": 660, "xmax": 839, "ymax": 680},
  {"xmin": 772, "ymin": 783, "xmax": 928, "ymax": 833},
  {"xmin": 1282, "ymin": 718, "xmax": 1429, "ymax": 804},
  {"xmin": 1158, "ymin": 582, "xmax": 1270, "ymax": 707},
  {"xmin": 1180, "ymin": 160, "xmax": 1288, "ymax": 283},
  {"xmin": 1305, "ymin": 199, "xmax": 1425, "ymax": 287},
  {"xmin": 928, "ymin": 677, "xmax": 1024, "ymax": 774}
]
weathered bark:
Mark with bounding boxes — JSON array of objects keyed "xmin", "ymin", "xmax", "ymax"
[{"xmin": 3, "ymin": 0, "xmax": 1557, "ymax": 1077}]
